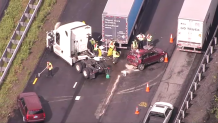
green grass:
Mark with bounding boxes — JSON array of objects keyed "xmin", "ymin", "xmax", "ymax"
[{"xmin": 0, "ymin": 0, "xmax": 56, "ymax": 122}]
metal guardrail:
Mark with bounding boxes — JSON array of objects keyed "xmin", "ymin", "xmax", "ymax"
[
  {"xmin": 175, "ymin": 25, "xmax": 218, "ymax": 123},
  {"xmin": 0, "ymin": 0, "xmax": 42, "ymax": 84}
]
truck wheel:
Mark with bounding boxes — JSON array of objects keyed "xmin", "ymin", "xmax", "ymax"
[
  {"xmin": 159, "ymin": 56, "xmax": 164, "ymax": 62},
  {"xmin": 75, "ymin": 62, "xmax": 83, "ymax": 73},
  {"xmin": 138, "ymin": 64, "xmax": 145, "ymax": 71},
  {"xmin": 82, "ymin": 68, "xmax": 90, "ymax": 79}
]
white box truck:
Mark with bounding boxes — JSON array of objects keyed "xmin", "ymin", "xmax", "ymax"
[{"xmin": 177, "ymin": 0, "xmax": 218, "ymax": 53}]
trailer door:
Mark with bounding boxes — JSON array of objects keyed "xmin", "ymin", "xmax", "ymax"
[{"xmin": 102, "ymin": 15, "xmax": 128, "ymax": 44}]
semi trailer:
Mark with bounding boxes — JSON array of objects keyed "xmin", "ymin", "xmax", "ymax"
[
  {"xmin": 102, "ymin": 0, "xmax": 147, "ymax": 48},
  {"xmin": 177, "ymin": 0, "xmax": 218, "ymax": 53}
]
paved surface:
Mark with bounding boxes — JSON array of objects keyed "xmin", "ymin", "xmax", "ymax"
[
  {"xmin": 6, "ymin": 0, "xmax": 202, "ymax": 123},
  {"xmin": 0, "ymin": 0, "xmax": 8, "ymax": 19},
  {"xmin": 64, "ymin": 0, "xmax": 185, "ymax": 123}
]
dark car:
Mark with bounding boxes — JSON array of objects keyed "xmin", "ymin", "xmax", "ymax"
[
  {"xmin": 17, "ymin": 92, "xmax": 45, "ymax": 123},
  {"xmin": 127, "ymin": 47, "xmax": 166, "ymax": 70}
]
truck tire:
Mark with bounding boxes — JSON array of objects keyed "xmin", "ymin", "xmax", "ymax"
[
  {"xmin": 75, "ymin": 62, "xmax": 83, "ymax": 73},
  {"xmin": 82, "ymin": 68, "xmax": 90, "ymax": 79},
  {"xmin": 138, "ymin": 64, "xmax": 145, "ymax": 71}
]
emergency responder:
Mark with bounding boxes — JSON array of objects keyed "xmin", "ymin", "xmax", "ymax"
[
  {"xmin": 94, "ymin": 41, "xmax": 99, "ymax": 56},
  {"xmin": 89, "ymin": 38, "xmax": 95, "ymax": 52},
  {"xmin": 46, "ymin": 62, "xmax": 53, "ymax": 77},
  {"xmin": 109, "ymin": 40, "xmax": 115, "ymax": 49},
  {"xmin": 112, "ymin": 48, "xmax": 120, "ymax": 64},
  {"xmin": 107, "ymin": 40, "xmax": 115, "ymax": 56},
  {"xmin": 136, "ymin": 33, "xmax": 146, "ymax": 49},
  {"xmin": 131, "ymin": 39, "xmax": 138, "ymax": 50},
  {"xmin": 146, "ymin": 34, "xmax": 153, "ymax": 46}
]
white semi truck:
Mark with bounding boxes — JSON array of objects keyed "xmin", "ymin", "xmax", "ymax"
[
  {"xmin": 46, "ymin": 21, "xmax": 110, "ymax": 79},
  {"xmin": 177, "ymin": 0, "xmax": 218, "ymax": 53}
]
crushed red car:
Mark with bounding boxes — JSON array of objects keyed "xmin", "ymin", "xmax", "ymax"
[
  {"xmin": 17, "ymin": 92, "xmax": 45, "ymax": 123},
  {"xmin": 127, "ymin": 47, "xmax": 166, "ymax": 71}
]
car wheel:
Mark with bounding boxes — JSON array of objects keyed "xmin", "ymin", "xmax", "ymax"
[
  {"xmin": 138, "ymin": 64, "xmax": 145, "ymax": 71},
  {"xmin": 75, "ymin": 62, "xmax": 83, "ymax": 73},
  {"xmin": 159, "ymin": 56, "xmax": 164, "ymax": 62},
  {"xmin": 83, "ymin": 68, "xmax": 90, "ymax": 79}
]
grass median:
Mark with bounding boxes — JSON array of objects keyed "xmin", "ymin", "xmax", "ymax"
[{"xmin": 0, "ymin": 0, "xmax": 56, "ymax": 122}]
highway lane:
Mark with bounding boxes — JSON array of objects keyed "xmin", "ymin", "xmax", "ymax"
[{"xmin": 64, "ymin": 0, "xmax": 184, "ymax": 123}]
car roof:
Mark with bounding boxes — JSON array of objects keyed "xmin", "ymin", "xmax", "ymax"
[
  {"xmin": 20, "ymin": 92, "xmax": 42, "ymax": 110},
  {"xmin": 150, "ymin": 102, "xmax": 173, "ymax": 114}
]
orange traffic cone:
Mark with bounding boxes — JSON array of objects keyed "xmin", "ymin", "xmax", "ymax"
[
  {"xmin": 135, "ymin": 106, "xmax": 139, "ymax": 114},
  {"xmin": 164, "ymin": 53, "xmax": 168, "ymax": 63},
  {"xmin": 170, "ymin": 34, "xmax": 173, "ymax": 43},
  {"xmin": 146, "ymin": 83, "xmax": 150, "ymax": 92}
]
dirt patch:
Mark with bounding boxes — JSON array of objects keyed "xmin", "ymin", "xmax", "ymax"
[
  {"xmin": 7, "ymin": 0, "xmax": 67, "ymax": 121},
  {"xmin": 184, "ymin": 44, "xmax": 218, "ymax": 123}
]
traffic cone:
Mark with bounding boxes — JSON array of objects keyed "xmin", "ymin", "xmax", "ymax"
[
  {"xmin": 164, "ymin": 53, "xmax": 168, "ymax": 63},
  {"xmin": 170, "ymin": 34, "xmax": 173, "ymax": 43},
  {"xmin": 146, "ymin": 83, "xmax": 150, "ymax": 92},
  {"xmin": 135, "ymin": 106, "xmax": 139, "ymax": 114}
]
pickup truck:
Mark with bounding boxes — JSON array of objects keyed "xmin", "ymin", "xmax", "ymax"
[{"xmin": 142, "ymin": 102, "xmax": 174, "ymax": 123}]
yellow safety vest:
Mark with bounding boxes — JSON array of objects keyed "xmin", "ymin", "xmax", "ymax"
[
  {"xmin": 147, "ymin": 35, "xmax": 152, "ymax": 41},
  {"xmin": 109, "ymin": 41, "xmax": 115, "ymax": 49},
  {"xmin": 113, "ymin": 51, "xmax": 120, "ymax": 58},
  {"xmin": 90, "ymin": 39, "xmax": 95, "ymax": 45},
  {"xmin": 47, "ymin": 62, "xmax": 53, "ymax": 70},
  {"xmin": 133, "ymin": 40, "xmax": 138, "ymax": 48},
  {"xmin": 94, "ymin": 44, "xmax": 98, "ymax": 50}
]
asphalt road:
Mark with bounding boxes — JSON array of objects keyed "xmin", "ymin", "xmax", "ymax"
[
  {"xmin": 6, "ymin": 0, "xmax": 188, "ymax": 123},
  {"xmin": 0, "ymin": 0, "xmax": 8, "ymax": 19}
]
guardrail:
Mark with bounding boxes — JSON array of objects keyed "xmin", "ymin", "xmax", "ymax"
[
  {"xmin": 0, "ymin": 0, "xmax": 42, "ymax": 84},
  {"xmin": 175, "ymin": 25, "xmax": 218, "ymax": 123}
]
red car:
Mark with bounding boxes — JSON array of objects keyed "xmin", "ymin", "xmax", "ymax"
[
  {"xmin": 17, "ymin": 92, "xmax": 45, "ymax": 123},
  {"xmin": 127, "ymin": 48, "xmax": 166, "ymax": 71}
]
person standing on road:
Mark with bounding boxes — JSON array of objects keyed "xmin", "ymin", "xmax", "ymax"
[
  {"xmin": 131, "ymin": 39, "xmax": 138, "ymax": 50},
  {"xmin": 112, "ymin": 48, "xmax": 120, "ymax": 64},
  {"xmin": 89, "ymin": 38, "xmax": 96, "ymax": 52},
  {"xmin": 146, "ymin": 34, "xmax": 153, "ymax": 46},
  {"xmin": 46, "ymin": 62, "xmax": 53, "ymax": 77},
  {"xmin": 136, "ymin": 33, "xmax": 145, "ymax": 49},
  {"xmin": 94, "ymin": 42, "xmax": 99, "ymax": 56}
]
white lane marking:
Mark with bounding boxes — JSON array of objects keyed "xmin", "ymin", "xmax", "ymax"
[
  {"xmin": 75, "ymin": 96, "xmax": 81, "ymax": 100},
  {"xmin": 117, "ymin": 71, "xmax": 164, "ymax": 94},
  {"xmin": 53, "ymin": 96, "xmax": 74, "ymax": 98},
  {"xmin": 117, "ymin": 82, "xmax": 158, "ymax": 94},
  {"xmin": 73, "ymin": 82, "xmax": 78, "ymax": 88},
  {"xmin": 99, "ymin": 75, "xmax": 121, "ymax": 117},
  {"xmin": 48, "ymin": 98, "xmax": 72, "ymax": 103}
]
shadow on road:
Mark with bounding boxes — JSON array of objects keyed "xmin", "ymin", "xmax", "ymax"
[{"xmin": 39, "ymin": 96, "xmax": 52, "ymax": 122}]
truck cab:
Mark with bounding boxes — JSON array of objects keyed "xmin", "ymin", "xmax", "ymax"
[{"xmin": 46, "ymin": 21, "xmax": 92, "ymax": 65}]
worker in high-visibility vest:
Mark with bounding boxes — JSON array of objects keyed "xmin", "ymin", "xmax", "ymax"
[
  {"xmin": 131, "ymin": 39, "xmax": 138, "ymax": 50},
  {"xmin": 136, "ymin": 33, "xmax": 146, "ymax": 49},
  {"xmin": 89, "ymin": 38, "xmax": 95, "ymax": 52},
  {"xmin": 112, "ymin": 48, "xmax": 120, "ymax": 64},
  {"xmin": 94, "ymin": 42, "xmax": 99, "ymax": 56},
  {"xmin": 46, "ymin": 62, "xmax": 53, "ymax": 77},
  {"xmin": 109, "ymin": 40, "xmax": 115, "ymax": 49},
  {"xmin": 146, "ymin": 34, "xmax": 153, "ymax": 46}
]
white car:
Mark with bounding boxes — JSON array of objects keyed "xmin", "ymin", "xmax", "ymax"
[{"xmin": 143, "ymin": 102, "xmax": 174, "ymax": 123}]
